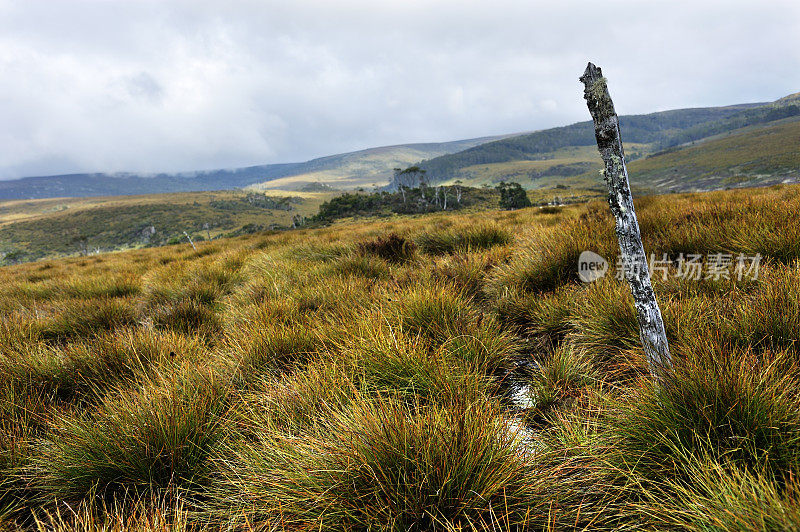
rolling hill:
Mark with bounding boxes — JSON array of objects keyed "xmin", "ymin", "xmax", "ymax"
[
  {"xmin": 628, "ymin": 115, "xmax": 800, "ymax": 192},
  {"xmin": 403, "ymin": 93, "xmax": 800, "ymax": 193},
  {"xmin": 4, "ymin": 91, "xmax": 798, "ymax": 201},
  {"xmin": 0, "ymin": 135, "xmax": 514, "ymax": 201}
]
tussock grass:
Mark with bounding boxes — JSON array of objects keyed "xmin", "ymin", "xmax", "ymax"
[
  {"xmin": 394, "ymin": 284, "xmax": 520, "ymax": 372},
  {"xmin": 609, "ymin": 349, "xmax": 800, "ymax": 481},
  {"xmin": 416, "ymin": 223, "xmax": 512, "ymax": 255},
  {"xmin": 338, "ymin": 320, "xmax": 495, "ymax": 402},
  {"xmin": 430, "ymin": 248, "xmax": 508, "ymax": 299},
  {"xmin": 727, "ymin": 264, "xmax": 800, "ymax": 353},
  {"xmin": 327, "ymin": 253, "xmax": 390, "ymax": 279},
  {"xmin": 286, "ymin": 241, "xmax": 351, "ymax": 262},
  {"xmin": 528, "ymin": 347, "xmax": 599, "ymax": 416},
  {"xmin": 356, "ymin": 232, "xmax": 417, "ymax": 263},
  {"xmin": 61, "ymin": 275, "xmax": 142, "ymax": 299},
  {"xmin": 639, "ymin": 457, "xmax": 800, "ymax": 531},
  {"xmin": 236, "ymin": 361, "xmax": 357, "ymax": 435},
  {"xmin": 208, "ymin": 394, "xmax": 541, "ymax": 530},
  {"xmin": 32, "ymin": 368, "xmax": 228, "ymax": 503},
  {"xmin": 0, "ymin": 328, "xmax": 202, "ymax": 404},
  {"xmin": 0, "ymin": 184, "xmax": 799, "ymax": 528},
  {"xmin": 492, "ymin": 214, "xmax": 613, "ymax": 294},
  {"xmin": 150, "ymin": 296, "xmax": 222, "ymax": 336},
  {"xmin": 141, "ymin": 253, "xmax": 246, "ymax": 336},
  {"xmin": 29, "ymin": 493, "xmax": 192, "ymax": 532},
  {"xmin": 226, "ymin": 319, "xmax": 319, "ymax": 375},
  {"xmin": 36, "ymin": 297, "xmax": 138, "ymax": 342},
  {"xmin": 0, "ymin": 385, "xmax": 53, "ymax": 521}
]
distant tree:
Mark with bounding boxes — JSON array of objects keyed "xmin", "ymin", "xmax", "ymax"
[
  {"xmin": 71, "ymin": 234, "xmax": 90, "ymax": 256},
  {"xmin": 496, "ymin": 182, "xmax": 532, "ymax": 210},
  {"xmin": 392, "ymin": 166, "xmax": 427, "ymax": 190}
]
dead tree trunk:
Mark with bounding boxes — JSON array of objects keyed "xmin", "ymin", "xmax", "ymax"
[
  {"xmin": 183, "ymin": 231, "xmax": 197, "ymax": 251},
  {"xmin": 580, "ymin": 62, "xmax": 672, "ymax": 378}
]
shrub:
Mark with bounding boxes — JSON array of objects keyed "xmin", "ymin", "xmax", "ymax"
[{"xmin": 497, "ymin": 182, "xmax": 532, "ymax": 210}]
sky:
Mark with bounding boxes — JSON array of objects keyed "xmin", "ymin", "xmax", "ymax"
[{"xmin": 0, "ymin": 0, "xmax": 799, "ymax": 180}]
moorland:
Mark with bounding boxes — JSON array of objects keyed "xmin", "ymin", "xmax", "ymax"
[{"xmin": 1, "ymin": 181, "xmax": 799, "ymax": 530}]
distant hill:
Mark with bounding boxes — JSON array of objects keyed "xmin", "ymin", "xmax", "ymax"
[
  {"xmin": 397, "ymin": 93, "xmax": 800, "ymax": 195},
  {"xmin": 628, "ymin": 116, "xmax": 800, "ymax": 192},
  {"xmin": 0, "ymin": 164, "xmax": 301, "ymax": 201},
  {"xmin": 408, "ymin": 103, "xmax": 767, "ymax": 184},
  {"xmin": 0, "ymin": 135, "xmax": 515, "ymax": 201},
  {"xmin": 4, "ymin": 91, "xmax": 799, "ymax": 202}
]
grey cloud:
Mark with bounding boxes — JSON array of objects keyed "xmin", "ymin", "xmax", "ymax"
[
  {"xmin": 0, "ymin": 0, "xmax": 798, "ymax": 179},
  {"xmin": 123, "ymin": 72, "xmax": 164, "ymax": 103}
]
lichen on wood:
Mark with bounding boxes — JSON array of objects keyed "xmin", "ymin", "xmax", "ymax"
[{"xmin": 579, "ymin": 62, "xmax": 672, "ymax": 378}]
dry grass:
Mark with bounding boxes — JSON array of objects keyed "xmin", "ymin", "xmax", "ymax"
[{"xmin": 0, "ymin": 184, "xmax": 799, "ymax": 529}]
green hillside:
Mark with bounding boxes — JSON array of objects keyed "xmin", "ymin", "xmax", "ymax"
[
  {"xmin": 409, "ymin": 94, "xmax": 800, "ymax": 193},
  {"xmin": 246, "ymin": 136, "xmax": 517, "ymax": 191},
  {"xmin": 628, "ymin": 116, "xmax": 800, "ymax": 192},
  {"xmin": 413, "ymin": 103, "xmax": 766, "ymax": 183}
]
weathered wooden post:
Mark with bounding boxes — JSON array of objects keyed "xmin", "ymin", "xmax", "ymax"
[{"xmin": 580, "ymin": 62, "xmax": 672, "ymax": 378}]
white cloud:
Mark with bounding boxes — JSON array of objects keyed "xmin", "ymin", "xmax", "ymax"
[{"xmin": 0, "ymin": 0, "xmax": 798, "ymax": 178}]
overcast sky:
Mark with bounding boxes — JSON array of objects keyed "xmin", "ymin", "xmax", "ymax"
[{"xmin": 1, "ymin": 0, "xmax": 798, "ymax": 179}]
